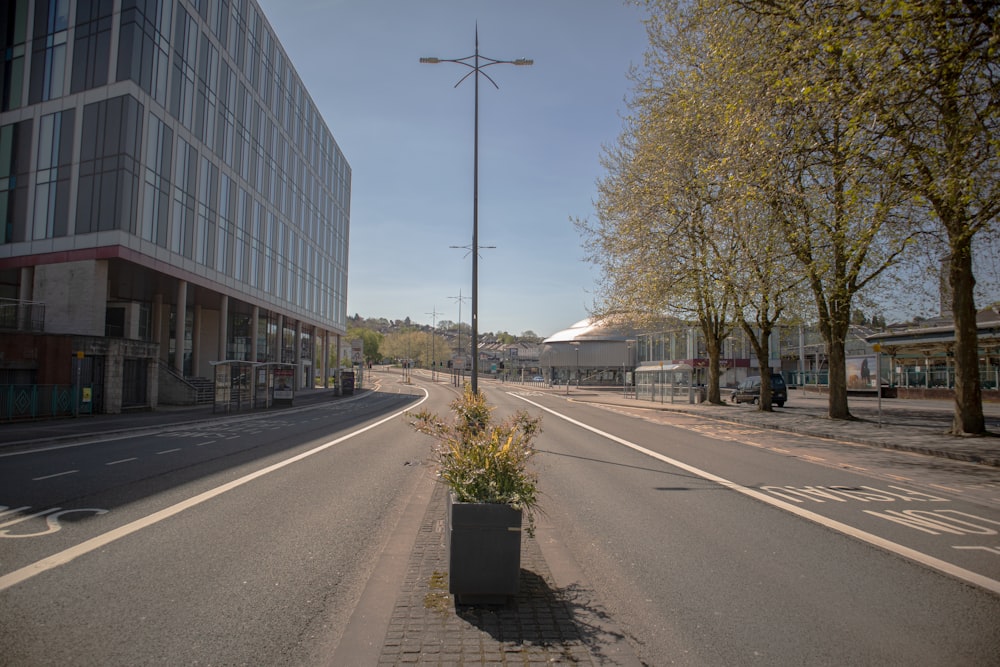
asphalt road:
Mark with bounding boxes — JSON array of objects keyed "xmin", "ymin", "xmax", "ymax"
[
  {"xmin": 0, "ymin": 379, "xmax": 440, "ymax": 666},
  {"xmin": 3, "ymin": 370, "xmax": 999, "ymax": 666},
  {"xmin": 482, "ymin": 383, "xmax": 1000, "ymax": 666}
]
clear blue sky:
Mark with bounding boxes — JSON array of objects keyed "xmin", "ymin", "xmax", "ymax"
[{"xmin": 255, "ymin": 0, "xmax": 649, "ymax": 338}]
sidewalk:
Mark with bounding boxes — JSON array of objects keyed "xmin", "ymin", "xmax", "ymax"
[
  {"xmin": 0, "ymin": 386, "xmax": 345, "ymax": 450},
  {"xmin": 3, "ymin": 381, "xmax": 998, "ymax": 665}
]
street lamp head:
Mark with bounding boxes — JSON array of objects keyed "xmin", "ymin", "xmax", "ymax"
[
  {"xmin": 513, "ymin": 59, "xmax": 533, "ymax": 66},
  {"xmin": 419, "ymin": 57, "xmax": 440, "ymax": 64}
]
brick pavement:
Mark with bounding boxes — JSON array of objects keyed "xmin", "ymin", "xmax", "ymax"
[{"xmin": 378, "ymin": 479, "xmax": 616, "ymax": 666}]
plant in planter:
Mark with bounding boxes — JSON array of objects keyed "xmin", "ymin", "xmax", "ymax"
[{"xmin": 409, "ymin": 386, "xmax": 541, "ymax": 604}]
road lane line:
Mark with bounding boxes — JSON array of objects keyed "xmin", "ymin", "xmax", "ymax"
[
  {"xmin": 156, "ymin": 449, "xmax": 182, "ymax": 455},
  {"xmin": 105, "ymin": 458, "xmax": 138, "ymax": 466},
  {"xmin": 0, "ymin": 390, "xmax": 428, "ymax": 593},
  {"xmin": 32, "ymin": 470, "xmax": 78, "ymax": 481},
  {"xmin": 929, "ymin": 483, "xmax": 960, "ymax": 493},
  {"xmin": 511, "ymin": 393, "xmax": 1000, "ymax": 597}
]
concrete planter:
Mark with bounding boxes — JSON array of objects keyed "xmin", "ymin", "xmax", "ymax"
[{"xmin": 446, "ymin": 493, "xmax": 523, "ymax": 605}]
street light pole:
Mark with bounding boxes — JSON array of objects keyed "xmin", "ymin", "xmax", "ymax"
[
  {"xmin": 421, "ymin": 28, "xmax": 532, "ymax": 395},
  {"xmin": 575, "ymin": 344, "xmax": 580, "ymax": 391}
]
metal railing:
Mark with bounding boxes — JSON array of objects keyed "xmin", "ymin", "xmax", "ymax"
[
  {"xmin": 0, "ymin": 385, "xmax": 78, "ymax": 421},
  {"xmin": 0, "ymin": 299, "xmax": 45, "ymax": 332}
]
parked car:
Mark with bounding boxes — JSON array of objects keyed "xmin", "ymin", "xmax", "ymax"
[
  {"xmin": 531, "ymin": 376, "xmax": 544, "ymax": 382},
  {"xmin": 731, "ymin": 374, "xmax": 787, "ymax": 407}
]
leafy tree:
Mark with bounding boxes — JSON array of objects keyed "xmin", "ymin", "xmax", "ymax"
[
  {"xmin": 579, "ymin": 9, "xmax": 740, "ymax": 404},
  {"xmin": 850, "ymin": 0, "xmax": 998, "ymax": 434}
]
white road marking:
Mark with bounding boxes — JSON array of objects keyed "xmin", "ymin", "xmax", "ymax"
[
  {"xmin": 156, "ymin": 448, "xmax": 182, "ymax": 455},
  {"xmin": 105, "ymin": 458, "xmax": 137, "ymax": 466},
  {"xmin": 929, "ymin": 483, "xmax": 960, "ymax": 493},
  {"xmin": 511, "ymin": 393, "xmax": 1000, "ymax": 597},
  {"xmin": 0, "ymin": 389, "xmax": 428, "ymax": 593},
  {"xmin": 32, "ymin": 470, "xmax": 78, "ymax": 481}
]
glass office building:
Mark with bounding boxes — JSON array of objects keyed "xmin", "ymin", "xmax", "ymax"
[{"xmin": 0, "ymin": 0, "xmax": 351, "ymax": 413}]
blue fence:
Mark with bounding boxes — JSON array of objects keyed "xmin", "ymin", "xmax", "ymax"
[{"xmin": 0, "ymin": 385, "xmax": 86, "ymax": 421}]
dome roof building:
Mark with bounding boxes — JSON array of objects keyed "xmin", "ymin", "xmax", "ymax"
[{"xmin": 539, "ymin": 319, "xmax": 636, "ymax": 387}]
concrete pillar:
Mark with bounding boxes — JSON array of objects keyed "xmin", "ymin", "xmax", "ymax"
[
  {"xmin": 322, "ymin": 329, "xmax": 329, "ymax": 388},
  {"xmin": 335, "ymin": 333, "xmax": 342, "ymax": 395},
  {"xmin": 295, "ymin": 321, "xmax": 303, "ymax": 387},
  {"xmin": 251, "ymin": 305, "xmax": 259, "ymax": 362},
  {"xmin": 192, "ymin": 303, "xmax": 202, "ymax": 377},
  {"xmin": 276, "ymin": 315, "xmax": 284, "ymax": 363},
  {"xmin": 17, "ymin": 266, "xmax": 33, "ymax": 330},
  {"xmin": 174, "ymin": 280, "xmax": 187, "ymax": 373},
  {"xmin": 156, "ymin": 294, "xmax": 171, "ymax": 363},
  {"xmin": 218, "ymin": 294, "xmax": 229, "ymax": 360}
]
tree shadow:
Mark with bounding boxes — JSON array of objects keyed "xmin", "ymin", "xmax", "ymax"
[{"xmin": 455, "ymin": 568, "xmax": 637, "ymax": 665}]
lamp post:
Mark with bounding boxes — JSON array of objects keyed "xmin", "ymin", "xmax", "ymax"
[
  {"xmin": 449, "ymin": 289, "xmax": 470, "ymax": 387},
  {"xmin": 421, "ymin": 28, "xmax": 532, "ymax": 395},
  {"xmin": 574, "ymin": 344, "xmax": 580, "ymax": 392},
  {"xmin": 624, "ymin": 339, "xmax": 635, "ymax": 398}
]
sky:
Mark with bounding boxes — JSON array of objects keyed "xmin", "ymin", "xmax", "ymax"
[{"xmin": 254, "ymin": 0, "xmax": 650, "ymax": 339}]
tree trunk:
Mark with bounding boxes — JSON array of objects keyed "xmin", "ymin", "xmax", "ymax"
[
  {"xmin": 949, "ymin": 244, "xmax": 985, "ymax": 435},
  {"xmin": 756, "ymin": 328, "xmax": 774, "ymax": 412},
  {"xmin": 825, "ymin": 324, "xmax": 852, "ymax": 420},
  {"xmin": 706, "ymin": 336, "xmax": 723, "ymax": 404}
]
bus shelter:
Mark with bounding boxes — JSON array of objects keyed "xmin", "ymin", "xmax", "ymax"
[
  {"xmin": 211, "ymin": 361, "xmax": 297, "ymax": 413},
  {"xmin": 634, "ymin": 362, "xmax": 698, "ymax": 403}
]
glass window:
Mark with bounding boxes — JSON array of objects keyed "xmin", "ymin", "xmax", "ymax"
[
  {"xmin": 1, "ymin": 0, "xmax": 28, "ymax": 111},
  {"xmin": 29, "ymin": 0, "xmax": 69, "ymax": 102},
  {"xmin": 71, "ymin": 0, "xmax": 112, "ymax": 93},
  {"xmin": 170, "ymin": 137, "xmax": 197, "ymax": 258},
  {"xmin": 32, "ymin": 110, "xmax": 72, "ymax": 239},
  {"xmin": 142, "ymin": 112, "xmax": 172, "ymax": 245},
  {"xmin": 196, "ymin": 156, "xmax": 217, "ymax": 266}
]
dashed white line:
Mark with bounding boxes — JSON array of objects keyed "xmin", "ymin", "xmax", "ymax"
[
  {"xmin": 195, "ymin": 440, "xmax": 217, "ymax": 447},
  {"xmin": 157, "ymin": 448, "xmax": 181, "ymax": 455},
  {"xmin": 32, "ymin": 470, "xmax": 78, "ymax": 481},
  {"xmin": 105, "ymin": 458, "xmax": 137, "ymax": 466},
  {"xmin": 929, "ymin": 483, "xmax": 960, "ymax": 493}
]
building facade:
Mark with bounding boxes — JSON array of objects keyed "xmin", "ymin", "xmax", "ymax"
[{"xmin": 0, "ymin": 0, "xmax": 351, "ymax": 413}]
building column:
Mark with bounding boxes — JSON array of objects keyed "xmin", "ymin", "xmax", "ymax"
[
  {"xmin": 276, "ymin": 315, "xmax": 284, "ymax": 362},
  {"xmin": 335, "ymin": 333, "xmax": 342, "ymax": 395},
  {"xmin": 218, "ymin": 294, "xmax": 229, "ymax": 361},
  {"xmin": 322, "ymin": 329, "xmax": 329, "ymax": 388},
  {"xmin": 295, "ymin": 321, "xmax": 303, "ymax": 388},
  {"xmin": 17, "ymin": 266, "xmax": 33, "ymax": 329},
  {"xmin": 192, "ymin": 303, "xmax": 202, "ymax": 377},
  {"xmin": 153, "ymin": 293, "xmax": 165, "ymax": 361},
  {"xmin": 251, "ymin": 305, "xmax": 259, "ymax": 363},
  {"xmin": 174, "ymin": 281, "xmax": 187, "ymax": 374}
]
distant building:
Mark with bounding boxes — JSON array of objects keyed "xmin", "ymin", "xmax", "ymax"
[
  {"xmin": 540, "ymin": 319, "xmax": 636, "ymax": 387},
  {"xmin": 0, "ymin": 0, "xmax": 351, "ymax": 414}
]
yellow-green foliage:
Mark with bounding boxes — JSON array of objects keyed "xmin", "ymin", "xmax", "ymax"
[{"xmin": 408, "ymin": 386, "xmax": 542, "ymax": 531}]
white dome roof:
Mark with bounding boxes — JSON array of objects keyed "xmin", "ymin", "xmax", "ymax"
[{"xmin": 543, "ymin": 318, "xmax": 632, "ymax": 344}]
